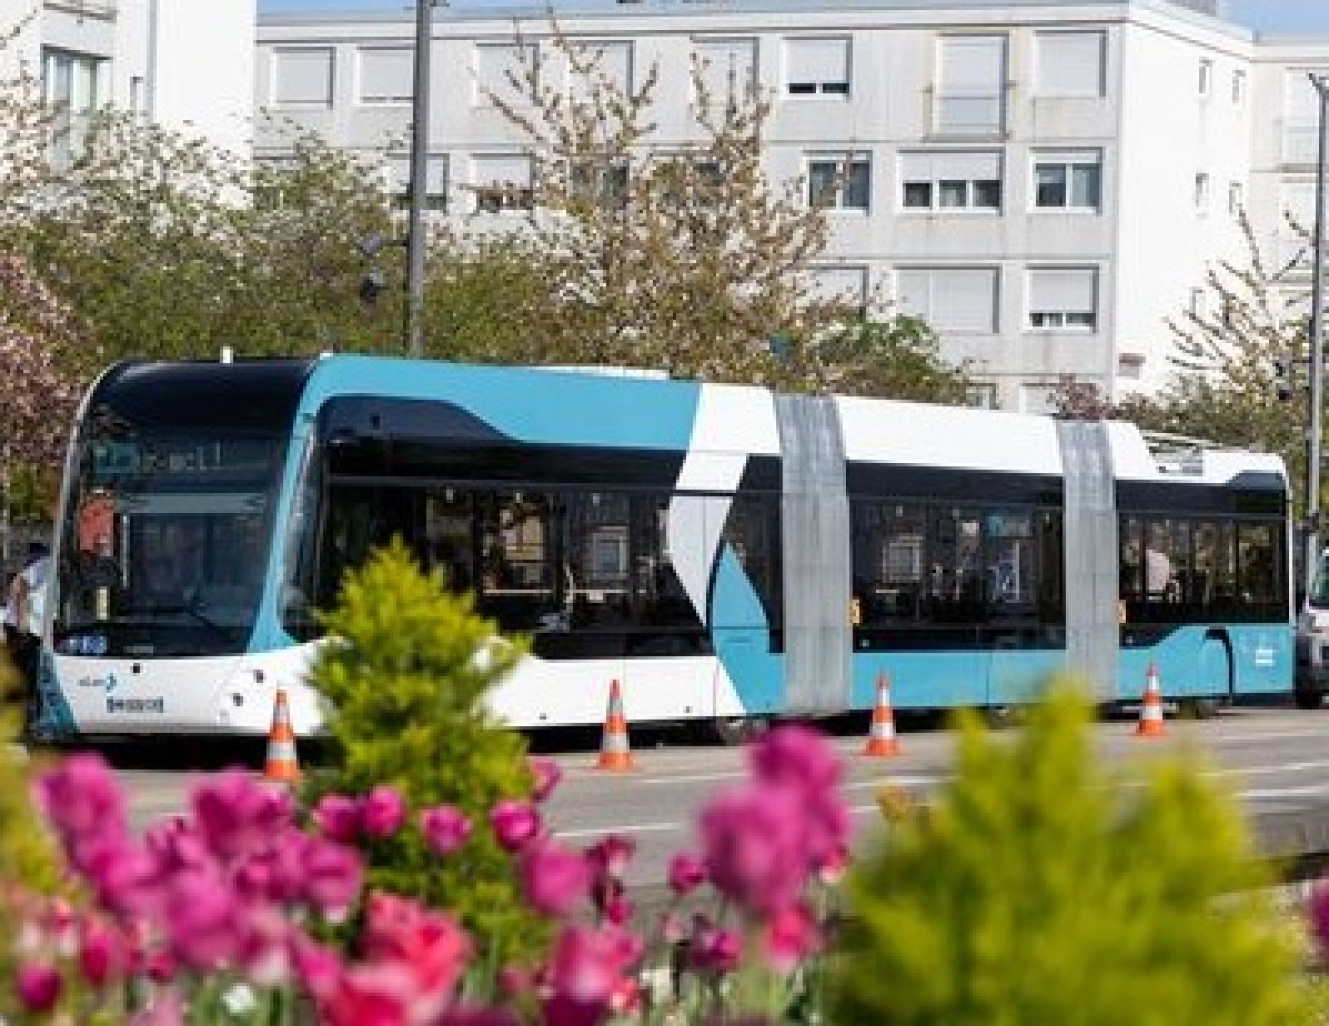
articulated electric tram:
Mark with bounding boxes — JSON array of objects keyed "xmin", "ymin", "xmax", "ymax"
[{"xmin": 32, "ymin": 355, "xmax": 1293, "ymax": 739}]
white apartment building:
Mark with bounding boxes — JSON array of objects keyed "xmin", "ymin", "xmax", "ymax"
[
  {"xmin": 0, "ymin": 0, "xmax": 256, "ymax": 164},
  {"xmin": 247, "ymin": 2, "xmax": 1323, "ymax": 410}
]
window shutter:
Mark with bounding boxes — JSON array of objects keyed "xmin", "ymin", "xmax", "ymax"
[
  {"xmin": 695, "ymin": 38, "xmax": 757, "ymax": 101},
  {"xmin": 931, "ymin": 268, "xmax": 998, "ymax": 332},
  {"xmin": 1035, "ymin": 32, "xmax": 1105, "ymax": 97},
  {"xmin": 474, "ymin": 154, "xmax": 531, "ymax": 187},
  {"xmin": 1029, "ymin": 268, "xmax": 1096, "ymax": 312},
  {"xmin": 939, "ymin": 35, "xmax": 1005, "ymax": 92},
  {"xmin": 273, "ymin": 48, "xmax": 334, "ymax": 106},
  {"xmin": 788, "ymin": 37, "xmax": 849, "ymax": 85},
  {"xmin": 359, "ymin": 47, "xmax": 412, "ymax": 103}
]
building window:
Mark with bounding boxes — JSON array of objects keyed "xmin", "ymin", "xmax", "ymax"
[
  {"xmin": 694, "ymin": 37, "xmax": 757, "ymax": 106},
  {"xmin": 807, "ymin": 153, "xmax": 870, "ymax": 210},
  {"xmin": 474, "ymin": 42, "xmax": 537, "ymax": 108},
  {"xmin": 1195, "ymin": 172, "xmax": 1210, "ymax": 212},
  {"xmin": 1232, "ymin": 69, "xmax": 1246, "ymax": 105},
  {"xmin": 471, "ymin": 154, "xmax": 533, "ymax": 213},
  {"xmin": 387, "ymin": 154, "xmax": 449, "ymax": 212},
  {"xmin": 936, "ymin": 35, "xmax": 1006, "ymax": 134},
  {"xmin": 896, "ymin": 267, "xmax": 999, "ymax": 333},
  {"xmin": 43, "ymin": 48, "xmax": 103, "ymax": 168},
  {"xmin": 807, "ymin": 265, "xmax": 870, "ymax": 317},
  {"xmin": 900, "ymin": 151, "xmax": 1002, "ymax": 211},
  {"xmin": 568, "ymin": 40, "xmax": 633, "ymax": 104},
  {"xmin": 1033, "ymin": 31, "xmax": 1105, "ymax": 97},
  {"xmin": 785, "ymin": 37, "xmax": 850, "ymax": 96},
  {"xmin": 1228, "ymin": 180, "xmax": 1244, "ymax": 216},
  {"xmin": 358, "ymin": 47, "xmax": 412, "ymax": 105},
  {"xmin": 1033, "ymin": 150, "xmax": 1101, "ymax": 210},
  {"xmin": 570, "ymin": 160, "xmax": 629, "ymax": 209},
  {"xmin": 271, "ymin": 47, "xmax": 334, "ymax": 107},
  {"xmin": 965, "ymin": 382, "xmax": 999, "ymax": 409},
  {"xmin": 1027, "ymin": 267, "xmax": 1097, "ymax": 331},
  {"xmin": 1198, "ymin": 58, "xmax": 1212, "ymax": 97}
]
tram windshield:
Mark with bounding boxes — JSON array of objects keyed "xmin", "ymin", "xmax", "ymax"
[
  {"xmin": 1310, "ymin": 549, "xmax": 1329, "ymax": 608},
  {"xmin": 53, "ymin": 428, "xmax": 285, "ymax": 658}
]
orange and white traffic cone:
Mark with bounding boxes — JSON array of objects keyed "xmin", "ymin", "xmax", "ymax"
[
  {"xmin": 864, "ymin": 673, "xmax": 902, "ymax": 757},
  {"xmin": 595, "ymin": 679, "xmax": 635, "ymax": 771},
  {"xmin": 263, "ymin": 688, "xmax": 301, "ymax": 784},
  {"xmin": 1135, "ymin": 662, "xmax": 1167, "ymax": 738}
]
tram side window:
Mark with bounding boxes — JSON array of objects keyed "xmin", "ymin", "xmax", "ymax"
[
  {"xmin": 928, "ymin": 506, "xmax": 984, "ymax": 620},
  {"xmin": 850, "ymin": 501, "xmax": 925, "ymax": 626},
  {"xmin": 563, "ymin": 492, "xmax": 632, "ymax": 630},
  {"xmin": 631, "ymin": 495, "xmax": 703, "ymax": 634},
  {"xmin": 1236, "ymin": 523, "xmax": 1281, "ymax": 618},
  {"xmin": 1037, "ymin": 509, "xmax": 1064, "ymax": 622},
  {"xmin": 1191, "ymin": 520, "xmax": 1235, "ymax": 616},
  {"xmin": 722, "ymin": 495, "xmax": 780, "ymax": 627},
  {"xmin": 986, "ymin": 510, "xmax": 1036, "ymax": 612}
]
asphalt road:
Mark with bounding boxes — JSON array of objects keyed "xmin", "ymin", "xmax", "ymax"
[{"xmin": 48, "ymin": 702, "xmax": 1329, "ymax": 891}]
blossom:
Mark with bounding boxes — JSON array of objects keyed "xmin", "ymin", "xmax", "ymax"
[
  {"xmin": 545, "ymin": 924, "xmax": 640, "ymax": 1006},
  {"xmin": 763, "ymin": 902, "xmax": 823, "ymax": 973},
  {"xmin": 191, "ymin": 769, "xmax": 294, "ymax": 862},
  {"xmin": 491, "ymin": 799, "xmax": 543, "ymax": 852},
  {"xmin": 16, "ymin": 960, "xmax": 61, "ymax": 1012},
  {"xmin": 421, "ymin": 805, "xmax": 472, "ymax": 856},
  {"xmin": 361, "ymin": 892, "xmax": 470, "ymax": 1017},
  {"xmin": 586, "ymin": 835, "xmax": 636, "ymax": 881},
  {"xmin": 529, "ymin": 756, "xmax": 563, "ymax": 802},
  {"xmin": 689, "ymin": 916, "xmax": 742, "ymax": 974},
  {"xmin": 667, "ymin": 852, "xmax": 707, "ymax": 896},
  {"xmin": 297, "ymin": 836, "xmax": 364, "ymax": 919},
  {"xmin": 33, "ymin": 753, "xmax": 128, "ymax": 861},
  {"xmin": 521, "ymin": 841, "xmax": 592, "ymax": 917},
  {"xmin": 163, "ymin": 867, "xmax": 243, "ymax": 970},
  {"xmin": 313, "ymin": 794, "xmax": 363, "ymax": 843},
  {"xmin": 361, "ymin": 785, "xmax": 408, "ymax": 840},
  {"xmin": 78, "ymin": 915, "xmax": 127, "ymax": 987},
  {"xmin": 1311, "ymin": 879, "xmax": 1329, "ymax": 960},
  {"xmin": 700, "ymin": 784, "xmax": 807, "ymax": 915}
]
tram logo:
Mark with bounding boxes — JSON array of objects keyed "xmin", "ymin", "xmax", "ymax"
[{"xmin": 75, "ymin": 672, "xmax": 119, "ymax": 694}]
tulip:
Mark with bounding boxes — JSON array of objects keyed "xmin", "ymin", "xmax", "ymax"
[
  {"xmin": 490, "ymin": 799, "xmax": 542, "ymax": 852},
  {"xmin": 361, "ymin": 785, "xmax": 408, "ymax": 840},
  {"xmin": 420, "ymin": 804, "xmax": 472, "ymax": 856}
]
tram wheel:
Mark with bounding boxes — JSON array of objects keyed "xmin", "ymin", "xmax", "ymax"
[
  {"xmin": 1178, "ymin": 697, "xmax": 1222, "ymax": 720},
  {"xmin": 711, "ymin": 716, "xmax": 770, "ymax": 746}
]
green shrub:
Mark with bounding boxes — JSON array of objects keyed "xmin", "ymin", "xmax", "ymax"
[
  {"xmin": 301, "ymin": 540, "xmax": 545, "ymax": 968},
  {"xmin": 830, "ymin": 679, "xmax": 1312, "ymax": 1025}
]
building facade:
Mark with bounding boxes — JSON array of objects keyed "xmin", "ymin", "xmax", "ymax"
[
  {"xmin": 246, "ymin": 1, "xmax": 1322, "ymax": 410},
  {"xmin": 0, "ymin": 0, "xmax": 256, "ymax": 164}
]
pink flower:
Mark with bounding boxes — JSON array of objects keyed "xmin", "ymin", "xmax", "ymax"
[
  {"xmin": 690, "ymin": 916, "xmax": 742, "ymax": 974},
  {"xmin": 16, "ymin": 961, "xmax": 61, "ymax": 1012},
  {"xmin": 191, "ymin": 769, "xmax": 293, "ymax": 861},
  {"xmin": 748, "ymin": 724, "xmax": 841, "ymax": 796},
  {"xmin": 361, "ymin": 785, "xmax": 407, "ymax": 840},
  {"xmin": 78, "ymin": 916, "xmax": 126, "ymax": 987},
  {"xmin": 491, "ymin": 799, "xmax": 542, "ymax": 853},
  {"xmin": 586, "ymin": 835, "xmax": 636, "ymax": 881},
  {"xmin": 164, "ymin": 868, "xmax": 242, "ymax": 970},
  {"xmin": 128, "ymin": 985, "xmax": 185, "ymax": 1025},
  {"xmin": 521, "ymin": 841, "xmax": 592, "ymax": 917},
  {"xmin": 320, "ymin": 963, "xmax": 418, "ymax": 1026},
  {"xmin": 700, "ymin": 784, "xmax": 807, "ymax": 915},
  {"xmin": 1311, "ymin": 880, "xmax": 1329, "ymax": 960},
  {"xmin": 763, "ymin": 902, "xmax": 823, "ymax": 973},
  {"xmin": 313, "ymin": 795, "xmax": 363, "ymax": 843},
  {"xmin": 667, "ymin": 852, "xmax": 707, "ymax": 896},
  {"xmin": 420, "ymin": 805, "xmax": 472, "ymax": 856},
  {"xmin": 298, "ymin": 837, "xmax": 364, "ymax": 919},
  {"xmin": 291, "ymin": 934, "xmax": 344, "ymax": 1004},
  {"xmin": 529, "ymin": 757, "xmax": 563, "ymax": 802},
  {"xmin": 34, "ymin": 753, "xmax": 127, "ymax": 858},
  {"xmin": 361, "ymin": 893, "xmax": 470, "ymax": 1018},
  {"xmin": 545, "ymin": 924, "xmax": 639, "ymax": 1006}
]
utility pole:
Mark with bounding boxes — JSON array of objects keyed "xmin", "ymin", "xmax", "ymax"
[
  {"xmin": 1306, "ymin": 73, "xmax": 1329, "ymax": 595},
  {"xmin": 405, "ymin": 0, "xmax": 437, "ymax": 359}
]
